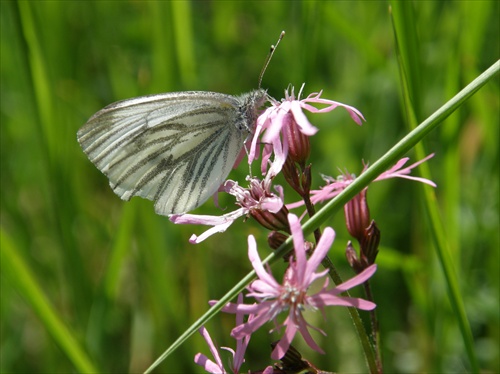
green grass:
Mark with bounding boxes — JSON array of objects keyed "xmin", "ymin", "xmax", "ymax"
[{"xmin": 1, "ymin": 1, "xmax": 498, "ymax": 373}]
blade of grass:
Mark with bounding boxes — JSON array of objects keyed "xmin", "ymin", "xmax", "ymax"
[
  {"xmin": 18, "ymin": 1, "xmax": 93, "ymax": 326},
  {"xmin": 149, "ymin": 1, "xmax": 175, "ymax": 92},
  {"xmin": 390, "ymin": 3, "xmax": 483, "ymax": 371},
  {"xmin": 85, "ymin": 202, "xmax": 136, "ymax": 361},
  {"xmin": 0, "ymin": 228, "xmax": 99, "ymax": 373},
  {"xmin": 170, "ymin": 1, "xmax": 196, "ymax": 88}
]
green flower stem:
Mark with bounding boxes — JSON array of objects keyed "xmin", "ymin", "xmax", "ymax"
[{"xmin": 321, "ymin": 254, "xmax": 380, "ymax": 373}]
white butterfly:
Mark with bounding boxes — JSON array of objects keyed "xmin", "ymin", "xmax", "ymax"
[{"xmin": 77, "ymin": 90, "xmax": 267, "ymax": 215}]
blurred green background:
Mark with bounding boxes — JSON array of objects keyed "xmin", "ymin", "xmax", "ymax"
[{"xmin": 1, "ymin": 1, "xmax": 498, "ymax": 373}]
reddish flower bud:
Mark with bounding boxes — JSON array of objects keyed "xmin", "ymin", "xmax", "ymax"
[
  {"xmin": 250, "ymin": 204, "xmax": 290, "ymax": 233},
  {"xmin": 346, "ymin": 221, "xmax": 380, "ymax": 273},
  {"xmin": 281, "ymin": 113, "xmax": 311, "ymax": 169},
  {"xmin": 283, "ymin": 156, "xmax": 312, "ymax": 198},
  {"xmin": 268, "ymin": 231, "xmax": 289, "ymax": 250},
  {"xmin": 283, "ymin": 156, "xmax": 301, "ymax": 193},
  {"xmin": 344, "ymin": 188, "xmax": 371, "ymax": 243},
  {"xmin": 346, "ymin": 240, "xmax": 363, "ymax": 273},
  {"xmin": 360, "ymin": 220, "xmax": 380, "ymax": 266}
]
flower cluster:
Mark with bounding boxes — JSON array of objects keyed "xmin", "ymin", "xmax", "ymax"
[
  {"xmin": 180, "ymin": 85, "xmax": 435, "ymax": 372},
  {"xmin": 195, "ymin": 213, "xmax": 376, "ymax": 374},
  {"xmin": 170, "ymin": 85, "xmax": 387, "ymax": 242}
]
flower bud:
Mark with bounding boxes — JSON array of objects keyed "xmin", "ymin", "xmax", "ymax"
[
  {"xmin": 346, "ymin": 221, "xmax": 380, "ymax": 273},
  {"xmin": 360, "ymin": 220, "xmax": 380, "ymax": 266},
  {"xmin": 250, "ymin": 204, "xmax": 290, "ymax": 233},
  {"xmin": 282, "ymin": 112, "xmax": 311, "ymax": 169},
  {"xmin": 346, "ymin": 240, "xmax": 363, "ymax": 273},
  {"xmin": 268, "ymin": 231, "xmax": 289, "ymax": 251},
  {"xmin": 344, "ymin": 188, "xmax": 370, "ymax": 243}
]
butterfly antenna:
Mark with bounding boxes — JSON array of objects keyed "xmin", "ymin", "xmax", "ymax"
[{"xmin": 258, "ymin": 30, "xmax": 285, "ymax": 89}]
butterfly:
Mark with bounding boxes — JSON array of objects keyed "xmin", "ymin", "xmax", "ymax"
[{"xmin": 77, "ymin": 89, "xmax": 267, "ymax": 215}]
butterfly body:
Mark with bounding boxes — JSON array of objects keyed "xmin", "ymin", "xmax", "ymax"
[{"xmin": 78, "ymin": 89, "xmax": 267, "ymax": 215}]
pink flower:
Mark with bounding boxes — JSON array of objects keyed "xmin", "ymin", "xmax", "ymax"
[
  {"xmin": 170, "ymin": 174, "xmax": 287, "ymax": 243},
  {"xmin": 287, "ymin": 154, "xmax": 436, "ymax": 210},
  {"xmin": 373, "ymin": 153, "xmax": 437, "ymax": 185},
  {"xmin": 194, "ymin": 327, "xmax": 230, "ymax": 374},
  {"xmin": 215, "ymin": 214, "xmax": 377, "ymax": 360},
  {"xmin": 194, "ymin": 294, "xmax": 251, "ymax": 374},
  {"xmin": 249, "ymin": 84, "xmax": 365, "ymax": 176}
]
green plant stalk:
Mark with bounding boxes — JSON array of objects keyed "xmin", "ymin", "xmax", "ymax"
[
  {"xmin": 321, "ymin": 254, "xmax": 380, "ymax": 373},
  {"xmin": 144, "ymin": 60, "xmax": 499, "ymax": 373}
]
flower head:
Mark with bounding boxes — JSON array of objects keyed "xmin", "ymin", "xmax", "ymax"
[
  {"xmin": 194, "ymin": 326, "xmax": 229, "ymax": 374},
  {"xmin": 170, "ymin": 173, "xmax": 288, "ymax": 243},
  {"xmin": 194, "ymin": 294, "xmax": 250, "ymax": 374},
  {"xmin": 249, "ymin": 84, "xmax": 365, "ymax": 177},
  {"xmin": 216, "ymin": 214, "xmax": 376, "ymax": 360},
  {"xmin": 287, "ymin": 154, "xmax": 436, "ymax": 210}
]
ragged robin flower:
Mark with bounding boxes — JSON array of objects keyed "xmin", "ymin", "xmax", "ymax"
[
  {"xmin": 249, "ymin": 84, "xmax": 365, "ymax": 177},
  {"xmin": 214, "ymin": 213, "xmax": 377, "ymax": 360},
  {"xmin": 195, "ymin": 294, "xmax": 274, "ymax": 374},
  {"xmin": 170, "ymin": 170, "xmax": 289, "ymax": 243}
]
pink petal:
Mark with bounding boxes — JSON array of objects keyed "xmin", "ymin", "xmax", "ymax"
[
  {"xmin": 215, "ymin": 301, "xmax": 261, "ymax": 315},
  {"xmin": 197, "ymin": 327, "xmax": 224, "ymax": 370},
  {"xmin": 312, "ymin": 294, "xmax": 376, "ymax": 310},
  {"xmin": 262, "ymin": 106, "xmax": 287, "ymax": 143},
  {"xmin": 274, "ymin": 184, "xmax": 285, "ymax": 201},
  {"xmin": 295, "ymin": 315, "xmax": 325, "ymax": 354},
  {"xmin": 262, "ymin": 366, "xmax": 275, "ymax": 374},
  {"xmin": 194, "ymin": 353, "xmax": 224, "ymax": 374},
  {"xmin": 304, "ymin": 227, "xmax": 334, "ymax": 284},
  {"xmin": 248, "ymin": 235, "xmax": 280, "ymax": 289},
  {"xmin": 260, "ymin": 143, "xmax": 273, "ymax": 175},
  {"xmin": 234, "ymin": 294, "xmax": 245, "ymax": 326},
  {"xmin": 170, "ymin": 214, "xmax": 228, "ymax": 225},
  {"xmin": 332, "ymin": 265, "xmax": 377, "ymax": 294},
  {"xmin": 248, "ymin": 111, "xmax": 269, "ymax": 163},
  {"xmin": 260, "ymin": 195, "xmax": 283, "ymax": 213},
  {"xmin": 232, "ymin": 304, "xmax": 273, "ymax": 338},
  {"xmin": 375, "ymin": 154, "xmax": 436, "ymax": 187},
  {"xmin": 265, "ymin": 137, "xmax": 287, "ymax": 178},
  {"xmin": 249, "ymin": 279, "xmax": 281, "ymax": 298},
  {"xmin": 271, "ymin": 321, "xmax": 298, "ymax": 360},
  {"xmin": 391, "ymin": 174, "xmax": 437, "ymax": 187},
  {"xmin": 381, "ymin": 157, "xmax": 410, "ymax": 175},
  {"xmin": 285, "ymin": 200, "xmax": 306, "ymax": 209},
  {"xmin": 234, "ymin": 301, "xmax": 270, "ymax": 315},
  {"xmin": 307, "ymin": 268, "xmax": 330, "ymax": 286},
  {"xmin": 188, "ymin": 221, "xmax": 234, "ymax": 243},
  {"xmin": 290, "ymin": 100, "xmax": 318, "ymax": 135},
  {"xmin": 301, "ymin": 98, "xmax": 365, "ymax": 125},
  {"xmin": 288, "ymin": 214, "xmax": 306, "ymax": 281}
]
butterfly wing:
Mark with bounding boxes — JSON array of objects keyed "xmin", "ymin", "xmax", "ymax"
[{"xmin": 77, "ymin": 91, "xmax": 250, "ymax": 215}]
